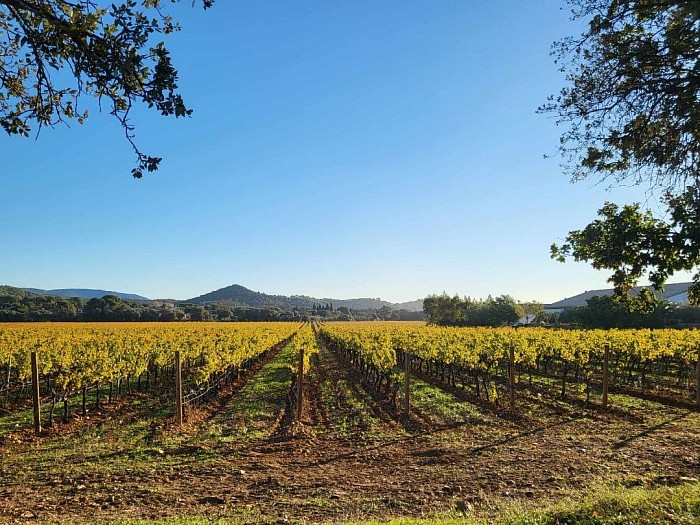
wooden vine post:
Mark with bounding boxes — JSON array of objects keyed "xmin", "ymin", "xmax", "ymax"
[
  {"xmin": 174, "ymin": 351, "xmax": 184, "ymax": 426},
  {"xmin": 404, "ymin": 352, "xmax": 411, "ymax": 415},
  {"xmin": 81, "ymin": 386, "xmax": 87, "ymax": 417},
  {"xmin": 296, "ymin": 347, "xmax": 304, "ymax": 422},
  {"xmin": 30, "ymin": 351, "xmax": 41, "ymax": 435},
  {"xmin": 509, "ymin": 344, "xmax": 516, "ymax": 410},
  {"xmin": 602, "ymin": 343, "xmax": 610, "ymax": 410},
  {"xmin": 696, "ymin": 346, "xmax": 700, "ymax": 409},
  {"xmin": 5, "ymin": 356, "xmax": 10, "ymax": 402}
]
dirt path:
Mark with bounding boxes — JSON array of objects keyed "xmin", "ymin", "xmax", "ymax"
[{"xmin": 299, "ymin": 344, "xmax": 404, "ymax": 437}]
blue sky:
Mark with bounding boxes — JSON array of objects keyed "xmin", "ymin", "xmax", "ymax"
[{"xmin": 1, "ymin": 0, "xmax": 685, "ymax": 303}]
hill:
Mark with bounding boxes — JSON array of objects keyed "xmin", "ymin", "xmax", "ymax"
[
  {"xmin": 185, "ymin": 284, "xmax": 421, "ymax": 311},
  {"xmin": 24, "ymin": 288, "xmax": 150, "ymax": 301},
  {"xmin": 0, "ymin": 285, "xmax": 44, "ymax": 300},
  {"xmin": 5, "ymin": 283, "xmax": 424, "ymax": 313},
  {"xmin": 185, "ymin": 285, "xmax": 308, "ymax": 309},
  {"xmin": 392, "ymin": 299, "xmax": 424, "ymax": 312}
]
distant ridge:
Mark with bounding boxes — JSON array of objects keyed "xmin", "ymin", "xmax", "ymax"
[
  {"xmin": 185, "ymin": 284, "xmax": 423, "ymax": 312},
  {"xmin": 7, "ymin": 283, "xmax": 423, "ymax": 311},
  {"xmin": 24, "ymin": 288, "xmax": 150, "ymax": 301},
  {"xmin": 393, "ymin": 299, "xmax": 424, "ymax": 311}
]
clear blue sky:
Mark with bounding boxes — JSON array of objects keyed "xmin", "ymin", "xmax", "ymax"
[{"xmin": 1, "ymin": 0, "xmax": 684, "ymax": 303}]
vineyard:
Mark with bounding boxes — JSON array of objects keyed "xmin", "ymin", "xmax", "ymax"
[
  {"xmin": 319, "ymin": 323, "xmax": 700, "ymax": 410},
  {"xmin": 1, "ymin": 321, "xmax": 699, "ymax": 523},
  {"xmin": 0, "ymin": 322, "xmax": 300, "ymax": 430}
]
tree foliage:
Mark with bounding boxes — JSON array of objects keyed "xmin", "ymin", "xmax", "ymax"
[
  {"xmin": 0, "ymin": 0, "xmax": 211, "ymax": 177},
  {"xmin": 559, "ymin": 294, "xmax": 668, "ymax": 328},
  {"xmin": 544, "ymin": 0, "xmax": 700, "ymax": 304},
  {"xmin": 552, "ymin": 187, "xmax": 700, "ymax": 307},
  {"xmin": 559, "ymin": 293, "xmax": 700, "ymax": 327},
  {"xmin": 423, "ymin": 294, "xmax": 523, "ymax": 327},
  {"xmin": 542, "ymin": 0, "xmax": 700, "ymax": 190}
]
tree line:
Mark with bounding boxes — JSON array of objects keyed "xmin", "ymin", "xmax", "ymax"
[
  {"xmin": 557, "ymin": 295, "xmax": 700, "ymax": 329},
  {"xmin": 423, "ymin": 291, "xmax": 700, "ymax": 329},
  {"xmin": 0, "ymin": 292, "xmax": 184, "ymax": 322},
  {"xmin": 0, "ymin": 288, "xmax": 425, "ymax": 323},
  {"xmin": 423, "ymin": 294, "xmax": 544, "ymax": 327}
]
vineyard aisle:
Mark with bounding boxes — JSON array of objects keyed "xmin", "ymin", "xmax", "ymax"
[
  {"xmin": 198, "ymin": 341, "xmax": 298, "ymax": 441},
  {"xmin": 304, "ymin": 344, "xmax": 408, "ymax": 436}
]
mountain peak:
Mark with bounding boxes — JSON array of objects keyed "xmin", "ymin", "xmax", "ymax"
[{"xmin": 186, "ymin": 284, "xmax": 423, "ymax": 311}]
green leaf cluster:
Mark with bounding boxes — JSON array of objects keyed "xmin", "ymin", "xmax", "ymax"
[
  {"xmin": 551, "ymin": 186, "xmax": 700, "ymax": 308},
  {"xmin": 0, "ymin": 0, "xmax": 211, "ymax": 175}
]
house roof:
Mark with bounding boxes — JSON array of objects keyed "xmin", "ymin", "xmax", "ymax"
[{"xmin": 545, "ymin": 282, "xmax": 693, "ymax": 309}]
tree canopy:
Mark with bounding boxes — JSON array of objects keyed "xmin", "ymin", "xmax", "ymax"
[
  {"xmin": 559, "ymin": 294, "xmax": 668, "ymax": 328},
  {"xmin": 544, "ymin": 0, "xmax": 700, "ymax": 305},
  {"xmin": 0, "ymin": 0, "xmax": 211, "ymax": 177},
  {"xmin": 423, "ymin": 294, "xmax": 524, "ymax": 327}
]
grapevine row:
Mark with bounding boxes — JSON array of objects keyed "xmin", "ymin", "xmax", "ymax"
[
  {"xmin": 319, "ymin": 322, "xmax": 700, "ymax": 406},
  {"xmin": 0, "ymin": 322, "xmax": 300, "ymax": 424}
]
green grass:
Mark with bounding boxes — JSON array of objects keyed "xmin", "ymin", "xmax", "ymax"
[
  {"xmin": 319, "ymin": 377, "xmax": 357, "ymax": 435},
  {"xmin": 0, "ymin": 396, "xmax": 214, "ymax": 487},
  {"xmin": 0, "ymin": 379, "xmax": 174, "ymax": 437},
  {"xmin": 66, "ymin": 481, "xmax": 700, "ymax": 524},
  {"xmin": 408, "ymin": 375, "xmax": 491, "ymax": 426},
  {"xmin": 521, "ymin": 371, "xmax": 687, "ymax": 424},
  {"xmin": 0, "ymin": 401, "xmax": 33, "ymax": 434},
  {"xmin": 200, "ymin": 343, "xmax": 296, "ymax": 440},
  {"xmin": 348, "ymin": 481, "xmax": 700, "ymax": 524}
]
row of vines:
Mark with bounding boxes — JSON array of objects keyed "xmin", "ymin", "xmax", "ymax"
[
  {"xmin": 318, "ymin": 322, "xmax": 700, "ymax": 407},
  {"xmin": 0, "ymin": 322, "xmax": 301, "ymax": 426}
]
